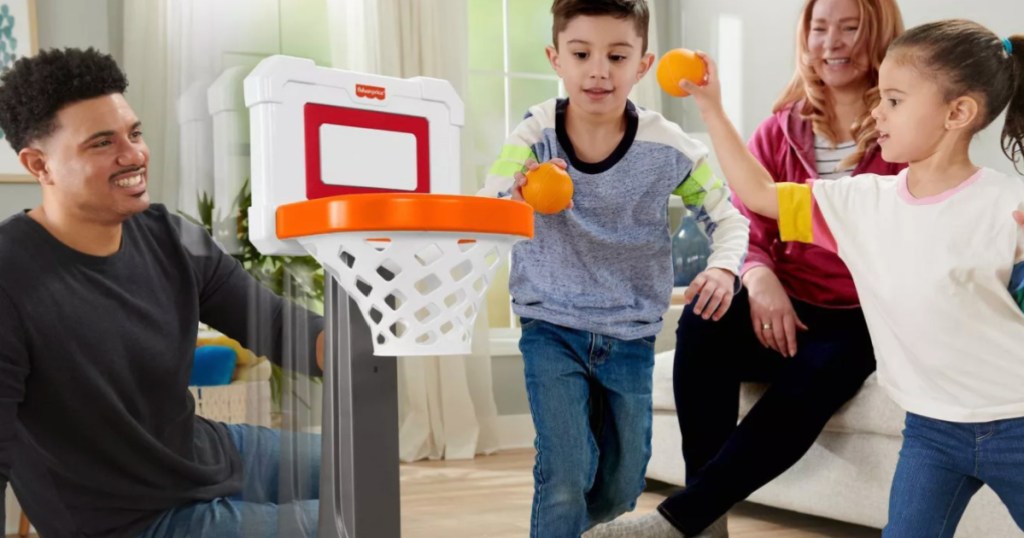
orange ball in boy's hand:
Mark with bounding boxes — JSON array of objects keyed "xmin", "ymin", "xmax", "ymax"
[
  {"xmin": 521, "ymin": 162, "xmax": 574, "ymax": 215},
  {"xmin": 656, "ymin": 48, "xmax": 706, "ymax": 97}
]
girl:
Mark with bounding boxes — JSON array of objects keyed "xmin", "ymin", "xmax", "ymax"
[{"xmin": 685, "ymin": 19, "xmax": 1024, "ymax": 537}]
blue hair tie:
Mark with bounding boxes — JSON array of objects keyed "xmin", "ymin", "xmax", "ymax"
[{"xmin": 1004, "ymin": 37, "xmax": 1014, "ymax": 55}]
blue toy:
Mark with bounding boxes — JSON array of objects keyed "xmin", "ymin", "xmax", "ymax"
[{"xmin": 190, "ymin": 345, "xmax": 237, "ymax": 386}]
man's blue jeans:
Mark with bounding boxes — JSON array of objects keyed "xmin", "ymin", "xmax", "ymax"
[
  {"xmin": 884, "ymin": 412, "xmax": 1024, "ymax": 537},
  {"xmin": 138, "ymin": 424, "xmax": 321, "ymax": 538},
  {"xmin": 519, "ymin": 318, "xmax": 655, "ymax": 538}
]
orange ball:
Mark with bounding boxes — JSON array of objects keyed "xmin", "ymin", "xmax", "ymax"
[
  {"xmin": 521, "ymin": 162, "xmax": 573, "ymax": 215},
  {"xmin": 656, "ymin": 48, "xmax": 706, "ymax": 97}
]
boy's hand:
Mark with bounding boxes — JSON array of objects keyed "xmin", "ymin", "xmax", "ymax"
[
  {"xmin": 513, "ymin": 158, "xmax": 574, "ymax": 209},
  {"xmin": 1013, "ymin": 209, "xmax": 1024, "ymax": 227},
  {"xmin": 678, "ymin": 51, "xmax": 724, "ymax": 117},
  {"xmin": 683, "ymin": 267, "xmax": 736, "ymax": 321}
]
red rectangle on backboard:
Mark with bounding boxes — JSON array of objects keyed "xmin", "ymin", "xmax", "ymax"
[{"xmin": 304, "ymin": 102, "xmax": 430, "ymax": 199}]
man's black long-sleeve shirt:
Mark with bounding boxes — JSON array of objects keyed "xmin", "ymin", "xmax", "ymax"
[{"xmin": 0, "ymin": 205, "xmax": 323, "ymax": 537}]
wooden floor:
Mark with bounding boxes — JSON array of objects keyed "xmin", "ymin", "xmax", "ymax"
[
  {"xmin": 401, "ymin": 448, "xmax": 879, "ymax": 537},
  {"xmin": 7, "ymin": 448, "xmax": 881, "ymax": 537}
]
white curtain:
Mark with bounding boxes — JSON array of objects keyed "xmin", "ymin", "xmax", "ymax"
[
  {"xmin": 123, "ymin": 1, "xmax": 226, "ymax": 217},
  {"xmin": 126, "ymin": 0, "xmax": 502, "ymax": 462},
  {"xmin": 328, "ymin": 0, "xmax": 502, "ymax": 462},
  {"xmin": 122, "ymin": 0, "xmax": 180, "ymax": 212}
]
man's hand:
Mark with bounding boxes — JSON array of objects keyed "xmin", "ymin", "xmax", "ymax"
[
  {"xmin": 512, "ymin": 158, "xmax": 573, "ymax": 209},
  {"xmin": 1013, "ymin": 209, "xmax": 1024, "ymax": 227},
  {"xmin": 683, "ymin": 267, "xmax": 736, "ymax": 321},
  {"xmin": 316, "ymin": 331, "xmax": 324, "ymax": 372},
  {"xmin": 743, "ymin": 266, "xmax": 807, "ymax": 358}
]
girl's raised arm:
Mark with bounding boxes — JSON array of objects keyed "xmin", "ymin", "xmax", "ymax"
[{"xmin": 682, "ymin": 52, "xmax": 782, "ymax": 219}]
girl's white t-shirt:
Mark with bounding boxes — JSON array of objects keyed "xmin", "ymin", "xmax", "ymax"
[{"xmin": 777, "ymin": 167, "xmax": 1024, "ymax": 422}]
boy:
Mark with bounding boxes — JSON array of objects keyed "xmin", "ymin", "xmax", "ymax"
[{"xmin": 477, "ymin": 1, "xmax": 749, "ymax": 536}]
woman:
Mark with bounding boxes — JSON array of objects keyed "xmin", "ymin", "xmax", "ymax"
[{"xmin": 587, "ymin": 0, "xmax": 905, "ymax": 536}]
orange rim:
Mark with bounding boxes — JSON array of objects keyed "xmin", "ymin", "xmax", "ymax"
[{"xmin": 276, "ymin": 193, "xmax": 534, "ymax": 239}]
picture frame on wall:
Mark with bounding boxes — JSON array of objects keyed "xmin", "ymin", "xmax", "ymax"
[{"xmin": 0, "ymin": 0, "xmax": 36, "ymax": 184}]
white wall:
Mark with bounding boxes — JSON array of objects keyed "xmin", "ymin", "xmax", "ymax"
[
  {"xmin": 0, "ymin": 0, "xmax": 123, "ymax": 220},
  {"xmin": 670, "ymin": 0, "xmax": 1024, "ymax": 176},
  {"xmin": 0, "ymin": 185, "xmax": 38, "ymax": 219}
]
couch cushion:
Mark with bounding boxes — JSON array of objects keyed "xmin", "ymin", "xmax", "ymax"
[
  {"xmin": 651, "ymin": 351, "xmax": 905, "ymax": 438},
  {"xmin": 738, "ymin": 374, "xmax": 905, "ymax": 438},
  {"xmin": 652, "ymin": 350, "xmax": 677, "ymax": 411}
]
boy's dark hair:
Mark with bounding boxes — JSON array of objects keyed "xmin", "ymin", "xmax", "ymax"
[
  {"xmin": 0, "ymin": 47, "xmax": 128, "ymax": 152},
  {"xmin": 890, "ymin": 20, "xmax": 1024, "ymax": 173},
  {"xmin": 551, "ymin": 0, "xmax": 650, "ymax": 54}
]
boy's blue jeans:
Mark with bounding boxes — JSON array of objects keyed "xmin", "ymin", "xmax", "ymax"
[
  {"xmin": 519, "ymin": 317, "xmax": 655, "ymax": 538},
  {"xmin": 884, "ymin": 412, "xmax": 1024, "ymax": 537},
  {"xmin": 138, "ymin": 424, "xmax": 321, "ymax": 538}
]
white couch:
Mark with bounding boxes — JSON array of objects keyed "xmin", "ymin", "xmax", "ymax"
[{"xmin": 647, "ymin": 305, "xmax": 1020, "ymax": 536}]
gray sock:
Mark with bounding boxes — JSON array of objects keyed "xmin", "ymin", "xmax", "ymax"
[
  {"xmin": 583, "ymin": 513, "xmax": 728, "ymax": 538},
  {"xmin": 689, "ymin": 515, "xmax": 729, "ymax": 538},
  {"xmin": 583, "ymin": 511, "xmax": 685, "ymax": 538}
]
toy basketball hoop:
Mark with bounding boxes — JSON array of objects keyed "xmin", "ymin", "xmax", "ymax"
[
  {"xmin": 277, "ymin": 193, "xmax": 532, "ymax": 356},
  {"xmin": 244, "ymin": 55, "xmax": 532, "ymax": 538},
  {"xmin": 245, "ymin": 54, "xmax": 534, "ymax": 356}
]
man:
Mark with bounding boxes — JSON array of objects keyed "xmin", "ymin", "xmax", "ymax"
[{"xmin": 0, "ymin": 47, "xmax": 325, "ymax": 537}]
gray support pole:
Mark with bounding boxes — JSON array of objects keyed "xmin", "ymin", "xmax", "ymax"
[{"xmin": 318, "ymin": 277, "xmax": 401, "ymax": 537}]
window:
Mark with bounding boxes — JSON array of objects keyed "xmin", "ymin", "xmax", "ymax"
[{"xmin": 467, "ymin": 0, "xmax": 563, "ymax": 328}]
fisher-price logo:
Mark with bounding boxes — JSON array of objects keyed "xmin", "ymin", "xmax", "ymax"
[{"xmin": 355, "ymin": 84, "xmax": 386, "ymax": 100}]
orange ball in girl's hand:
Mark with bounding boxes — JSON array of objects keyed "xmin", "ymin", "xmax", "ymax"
[
  {"xmin": 656, "ymin": 48, "xmax": 706, "ymax": 97},
  {"xmin": 521, "ymin": 162, "xmax": 574, "ymax": 214}
]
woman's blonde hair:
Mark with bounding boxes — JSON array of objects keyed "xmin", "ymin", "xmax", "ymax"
[{"xmin": 774, "ymin": 0, "xmax": 904, "ymax": 171}]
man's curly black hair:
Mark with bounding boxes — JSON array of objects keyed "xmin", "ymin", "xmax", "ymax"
[{"xmin": 0, "ymin": 47, "xmax": 128, "ymax": 153}]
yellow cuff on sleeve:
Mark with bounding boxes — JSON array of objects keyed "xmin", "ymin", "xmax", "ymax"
[{"xmin": 776, "ymin": 183, "xmax": 814, "ymax": 243}]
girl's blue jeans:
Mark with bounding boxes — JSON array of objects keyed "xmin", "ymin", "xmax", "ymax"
[{"xmin": 884, "ymin": 412, "xmax": 1024, "ymax": 537}]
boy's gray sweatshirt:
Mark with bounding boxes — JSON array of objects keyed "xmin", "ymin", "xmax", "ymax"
[{"xmin": 479, "ymin": 99, "xmax": 749, "ymax": 339}]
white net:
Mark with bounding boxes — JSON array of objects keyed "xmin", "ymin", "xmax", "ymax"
[{"xmin": 298, "ymin": 231, "xmax": 519, "ymax": 356}]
